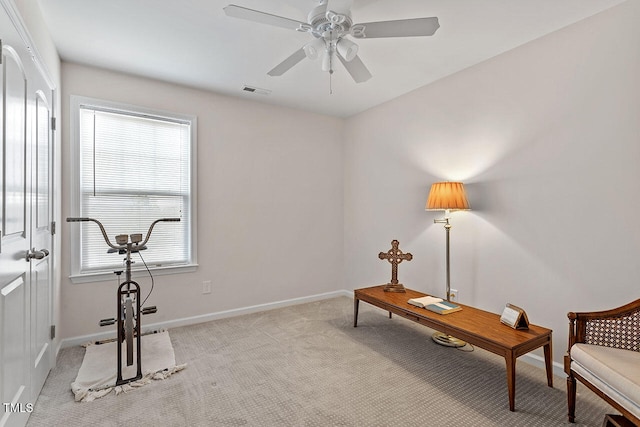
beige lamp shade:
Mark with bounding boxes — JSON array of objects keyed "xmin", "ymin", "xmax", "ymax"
[{"xmin": 426, "ymin": 182, "xmax": 470, "ymax": 211}]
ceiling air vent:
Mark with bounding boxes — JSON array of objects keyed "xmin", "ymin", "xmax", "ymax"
[{"xmin": 242, "ymin": 85, "xmax": 271, "ymax": 95}]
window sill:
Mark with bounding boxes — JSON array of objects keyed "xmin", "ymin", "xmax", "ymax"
[{"xmin": 69, "ymin": 263, "xmax": 199, "ymax": 284}]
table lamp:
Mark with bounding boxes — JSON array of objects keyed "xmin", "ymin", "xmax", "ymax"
[{"xmin": 426, "ymin": 181, "xmax": 470, "ymax": 347}]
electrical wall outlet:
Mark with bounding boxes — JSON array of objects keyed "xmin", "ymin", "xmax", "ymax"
[
  {"xmin": 449, "ymin": 289, "xmax": 459, "ymax": 301},
  {"xmin": 202, "ymin": 280, "xmax": 212, "ymax": 294}
]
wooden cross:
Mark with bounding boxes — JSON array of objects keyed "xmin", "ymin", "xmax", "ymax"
[{"xmin": 378, "ymin": 240, "xmax": 412, "ymax": 292}]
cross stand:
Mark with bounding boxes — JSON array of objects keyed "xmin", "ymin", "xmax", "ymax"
[{"xmin": 378, "ymin": 240, "xmax": 413, "ymax": 292}]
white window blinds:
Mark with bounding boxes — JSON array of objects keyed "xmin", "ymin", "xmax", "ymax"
[{"xmin": 75, "ymin": 102, "xmax": 194, "ymax": 274}]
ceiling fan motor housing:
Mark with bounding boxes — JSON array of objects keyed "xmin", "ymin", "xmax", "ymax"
[{"xmin": 308, "ymin": 2, "xmax": 352, "ymax": 39}]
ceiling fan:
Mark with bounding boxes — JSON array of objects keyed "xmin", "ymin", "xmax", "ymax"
[{"xmin": 223, "ymin": 0, "xmax": 440, "ymax": 83}]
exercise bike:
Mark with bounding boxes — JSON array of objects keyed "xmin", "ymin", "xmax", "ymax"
[{"xmin": 66, "ymin": 217, "xmax": 180, "ymax": 386}]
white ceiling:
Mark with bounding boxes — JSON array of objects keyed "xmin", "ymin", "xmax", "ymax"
[{"xmin": 37, "ymin": 0, "xmax": 627, "ymax": 117}]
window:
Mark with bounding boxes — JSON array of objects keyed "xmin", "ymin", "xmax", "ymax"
[{"xmin": 69, "ymin": 96, "xmax": 197, "ymax": 282}]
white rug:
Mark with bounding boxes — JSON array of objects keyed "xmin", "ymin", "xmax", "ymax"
[{"xmin": 71, "ymin": 330, "xmax": 186, "ymax": 402}]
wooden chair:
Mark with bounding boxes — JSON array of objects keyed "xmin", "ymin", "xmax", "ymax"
[{"xmin": 565, "ymin": 299, "xmax": 640, "ymax": 425}]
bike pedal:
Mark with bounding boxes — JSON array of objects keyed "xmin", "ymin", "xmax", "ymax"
[
  {"xmin": 141, "ymin": 306, "xmax": 157, "ymax": 315},
  {"xmin": 99, "ymin": 318, "xmax": 116, "ymax": 326}
]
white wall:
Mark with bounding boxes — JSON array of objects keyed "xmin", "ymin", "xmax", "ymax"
[
  {"xmin": 59, "ymin": 63, "xmax": 345, "ymax": 340},
  {"xmin": 13, "ymin": 0, "xmax": 60, "ymax": 84},
  {"xmin": 344, "ymin": 0, "xmax": 640, "ymax": 364}
]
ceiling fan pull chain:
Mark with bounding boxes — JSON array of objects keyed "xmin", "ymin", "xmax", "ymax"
[{"xmin": 329, "ymin": 51, "xmax": 333, "ymax": 95}]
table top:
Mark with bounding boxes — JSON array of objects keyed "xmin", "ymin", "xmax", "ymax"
[{"xmin": 355, "ymin": 285, "xmax": 552, "ymax": 355}]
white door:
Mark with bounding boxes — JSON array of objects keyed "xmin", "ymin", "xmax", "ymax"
[
  {"xmin": 0, "ymin": 37, "xmax": 32, "ymax": 427},
  {"xmin": 1, "ymin": 4, "xmax": 55, "ymax": 426}
]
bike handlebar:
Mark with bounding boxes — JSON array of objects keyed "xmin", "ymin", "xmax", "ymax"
[{"xmin": 66, "ymin": 217, "xmax": 180, "ymax": 251}]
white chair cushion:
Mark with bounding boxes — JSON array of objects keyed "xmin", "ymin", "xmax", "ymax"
[{"xmin": 571, "ymin": 343, "xmax": 640, "ymax": 419}]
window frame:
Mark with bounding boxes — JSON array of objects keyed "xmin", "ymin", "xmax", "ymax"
[{"xmin": 68, "ymin": 95, "xmax": 198, "ymax": 283}]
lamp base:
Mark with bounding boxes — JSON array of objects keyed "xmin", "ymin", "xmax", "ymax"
[
  {"xmin": 431, "ymin": 332, "xmax": 466, "ymax": 348},
  {"xmin": 383, "ymin": 283, "xmax": 406, "ymax": 293}
]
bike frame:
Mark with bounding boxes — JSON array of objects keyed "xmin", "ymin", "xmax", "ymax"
[{"xmin": 67, "ymin": 217, "xmax": 180, "ymax": 386}]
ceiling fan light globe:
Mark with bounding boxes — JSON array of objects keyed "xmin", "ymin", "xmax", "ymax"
[
  {"xmin": 337, "ymin": 38, "xmax": 358, "ymax": 62},
  {"xmin": 303, "ymin": 45, "xmax": 317, "ymax": 60},
  {"xmin": 303, "ymin": 37, "xmax": 325, "ymax": 60}
]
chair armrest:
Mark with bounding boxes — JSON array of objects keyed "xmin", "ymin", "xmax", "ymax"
[{"xmin": 567, "ymin": 298, "xmax": 640, "ymax": 354}]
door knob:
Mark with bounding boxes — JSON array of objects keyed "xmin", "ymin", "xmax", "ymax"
[{"xmin": 26, "ymin": 248, "xmax": 49, "ymax": 261}]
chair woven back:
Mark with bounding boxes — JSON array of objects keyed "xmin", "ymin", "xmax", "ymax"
[{"xmin": 584, "ymin": 311, "xmax": 640, "ymax": 351}]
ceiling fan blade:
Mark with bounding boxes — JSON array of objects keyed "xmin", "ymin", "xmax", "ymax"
[
  {"xmin": 267, "ymin": 48, "xmax": 307, "ymax": 77},
  {"xmin": 224, "ymin": 5, "xmax": 311, "ymax": 32},
  {"xmin": 351, "ymin": 17, "xmax": 440, "ymax": 39},
  {"xmin": 337, "ymin": 54, "xmax": 372, "ymax": 83}
]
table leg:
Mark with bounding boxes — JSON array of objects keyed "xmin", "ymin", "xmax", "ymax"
[
  {"xmin": 506, "ymin": 353, "xmax": 516, "ymax": 411},
  {"xmin": 353, "ymin": 298, "xmax": 359, "ymax": 327},
  {"xmin": 543, "ymin": 340, "xmax": 553, "ymax": 387}
]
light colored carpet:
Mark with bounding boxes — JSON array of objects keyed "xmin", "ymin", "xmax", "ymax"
[
  {"xmin": 71, "ymin": 330, "xmax": 185, "ymax": 402},
  {"xmin": 28, "ymin": 296, "xmax": 613, "ymax": 426}
]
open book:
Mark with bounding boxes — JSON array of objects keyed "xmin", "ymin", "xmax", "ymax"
[{"xmin": 407, "ymin": 296, "xmax": 462, "ymax": 315}]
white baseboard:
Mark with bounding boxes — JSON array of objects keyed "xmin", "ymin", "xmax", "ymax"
[{"xmin": 60, "ymin": 289, "xmax": 352, "ymax": 348}]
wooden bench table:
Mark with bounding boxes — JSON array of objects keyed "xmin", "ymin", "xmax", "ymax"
[{"xmin": 354, "ymin": 285, "xmax": 553, "ymax": 411}]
